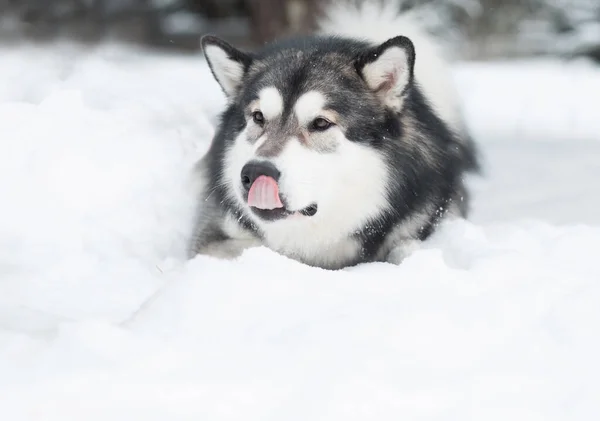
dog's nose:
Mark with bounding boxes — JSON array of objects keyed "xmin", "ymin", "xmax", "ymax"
[{"xmin": 240, "ymin": 161, "xmax": 281, "ymax": 191}]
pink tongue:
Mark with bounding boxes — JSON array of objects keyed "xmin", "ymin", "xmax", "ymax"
[{"xmin": 247, "ymin": 175, "xmax": 284, "ymax": 210}]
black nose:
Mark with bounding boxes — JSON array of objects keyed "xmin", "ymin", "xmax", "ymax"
[{"xmin": 240, "ymin": 161, "xmax": 281, "ymax": 191}]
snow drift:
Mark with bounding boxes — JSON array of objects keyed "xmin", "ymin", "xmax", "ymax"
[{"xmin": 0, "ymin": 40, "xmax": 599, "ymax": 420}]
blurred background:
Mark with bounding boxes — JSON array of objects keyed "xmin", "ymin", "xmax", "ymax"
[{"xmin": 0, "ymin": 0, "xmax": 598, "ymax": 61}]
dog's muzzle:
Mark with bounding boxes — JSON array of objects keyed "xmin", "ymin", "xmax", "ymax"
[{"xmin": 240, "ymin": 160, "xmax": 318, "ymax": 221}]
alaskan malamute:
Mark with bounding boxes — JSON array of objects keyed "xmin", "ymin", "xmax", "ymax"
[{"xmin": 189, "ymin": 0, "xmax": 479, "ymax": 270}]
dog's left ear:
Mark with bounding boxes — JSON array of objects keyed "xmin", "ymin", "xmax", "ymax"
[
  {"xmin": 202, "ymin": 35, "xmax": 253, "ymax": 97},
  {"xmin": 355, "ymin": 36, "xmax": 416, "ymax": 111}
]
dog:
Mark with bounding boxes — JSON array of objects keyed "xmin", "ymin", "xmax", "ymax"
[{"xmin": 188, "ymin": 0, "xmax": 479, "ymax": 270}]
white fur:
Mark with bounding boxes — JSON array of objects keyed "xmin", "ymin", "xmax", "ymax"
[
  {"xmin": 224, "ymin": 123, "xmax": 390, "ymax": 268},
  {"xmin": 222, "ymin": 213, "xmax": 257, "ymax": 242},
  {"xmin": 376, "ymin": 206, "xmax": 432, "ymax": 262},
  {"xmin": 199, "ymin": 238, "xmax": 261, "ymax": 259},
  {"xmin": 258, "ymin": 87, "xmax": 284, "ymax": 120},
  {"xmin": 204, "ymin": 45, "xmax": 244, "ymax": 97},
  {"xmin": 265, "ymin": 135, "xmax": 389, "ymax": 266},
  {"xmin": 294, "ymin": 91, "xmax": 326, "ymax": 126},
  {"xmin": 318, "ymin": 0, "xmax": 464, "ymax": 133},
  {"xmin": 387, "ymin": 240, "xmax": 421, "ymax": 265},
  {"xmin": 252, "ymin": 134, "xmax": 268, "ymax": 152},
  {"xmin": 362, "ymin": 46, "xmax": 410, "ymax": 111}
]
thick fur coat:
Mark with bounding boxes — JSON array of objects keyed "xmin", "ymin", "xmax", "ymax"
[{"xmin": 189, "ymin": 0, "xmax": 479, "ymax": 269}]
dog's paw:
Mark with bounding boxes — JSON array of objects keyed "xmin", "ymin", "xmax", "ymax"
[
  {"xmin": 386, "ymin": 240, "xmax": 421, "ymax": 265},
  {"xmin": 197, "ymin": 238, "xmax": 263, "ymax": 260}
]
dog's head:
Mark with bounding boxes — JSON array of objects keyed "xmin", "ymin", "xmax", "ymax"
[{"xmin": 202, "ymin": 35, "xmax": 416, "ymax": 242}]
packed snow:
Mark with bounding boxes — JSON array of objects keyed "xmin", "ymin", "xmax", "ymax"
[{"xmin": 1, "ymin": 41, "xmax": 599, "ymax": 420}]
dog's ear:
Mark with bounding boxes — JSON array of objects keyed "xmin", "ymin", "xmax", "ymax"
[
  {"xmin": 202, "ymin": 35, "xmax": 253, "ymax": 97},
  {"xmin": 355, "ymin": 36, "xmax": 415, "ymax": 111}
]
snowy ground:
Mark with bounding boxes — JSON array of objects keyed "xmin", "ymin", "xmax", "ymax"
[{"xmin": 1, "ymin": 41, "xmax": 599, "ymax": 420}]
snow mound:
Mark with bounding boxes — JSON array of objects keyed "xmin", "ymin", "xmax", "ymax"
[
  {"xmin": 1, "ymin": 42, "xmax": 600, "ymax": 419},
  {"xmin": 455, "ymin": 59, "xmax": 600, "ymax": 143}
]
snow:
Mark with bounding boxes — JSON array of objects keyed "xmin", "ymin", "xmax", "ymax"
[{"xmin": 1, "ymin": 40, "xmax": 600, "ymax": 419}]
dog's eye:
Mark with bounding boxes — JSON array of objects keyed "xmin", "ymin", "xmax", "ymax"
[
  {"xmin": 310, "ymin": 117, "xmax": 333, "ymax": 132},
  {"xmin": 252, "ymin": 111, "xmax": 265, "ymax": 126}
]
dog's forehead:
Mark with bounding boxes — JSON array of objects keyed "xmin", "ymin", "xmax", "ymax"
[
  {"xmin": 253, "ymin": 86, "xmax": 327, "ymax": 123},
  {"xmin": 245, "ymin": 51, "xmax": 359, "ymax": 108}
]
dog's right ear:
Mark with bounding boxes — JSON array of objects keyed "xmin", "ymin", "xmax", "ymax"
[
  {"xmin": 201, "ymin": 35, "xmax": 253, "ymax": 97},
  {"xmin": 355, "ymin": 36, "xmax": 416, "ymax": 112}
]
